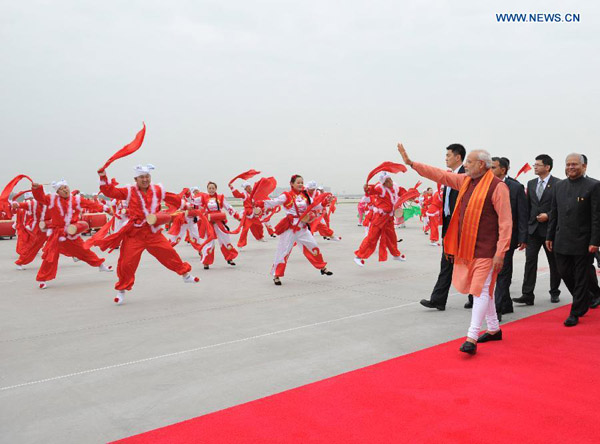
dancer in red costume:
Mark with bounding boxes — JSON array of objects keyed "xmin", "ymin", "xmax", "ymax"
[
  {"xmin": 229, "ymin": 181, "xmax": 266, "ymax": 248},
  {"xmin": 31, "ymin": 180, "xmax": 113, "ymax": 289},
  {"xmin": 305, "ymin": 181, "xmax": 341, "ymax": 241},
  {"xmin": 354, "ymin": 172, "xmax": 407, "ymax": 266},
  {"xmin": 197, "ymin": 182, "xmax": 239, "ymax": 269},
  {"xmin": 96, "ymin": 165, "xmax": 199, "ymax": 305},
  {"xmin": 256, "ymin": 175, "xmax": 333, "ymax": 285},
  {"xmin": 426, "ymin": 187, "xmax": 443, "ymax": 246},
  {"xmin": 12, "ymin": 192, "xmax": 48, "ymax": 270}
]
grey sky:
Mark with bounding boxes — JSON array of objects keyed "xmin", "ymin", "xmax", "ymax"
[{"xmin": 1, "ymin": 0, "xmax": 598, "ymax": 195}]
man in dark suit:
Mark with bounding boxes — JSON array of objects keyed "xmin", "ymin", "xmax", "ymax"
[
  {"xmin": 487, "ymin": 157, "xmax": 528, "ymax": 320},
  {"xmin": 420, "ymin": 143, "xmax": 466, "ymax": 311},
  {"xmin": 581, "ymin": 154, "xmax": 600, "ymax": 309},
  {"xmin": 546, "ymin": 153, "xmax": 600, "ymax": 326},
  {"xmin": 513, "ymin": 154, "xmax": 562, "ymax": 306}
]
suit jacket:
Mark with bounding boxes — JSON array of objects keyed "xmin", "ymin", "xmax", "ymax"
[
  {"xmin": 505, "ymin": 176, "xmax": 528, "ymax": 249},
  {"xmin": 526, "ymin": 175, "xmax": 560, "ymax": 237},
  {"xmin": 547, "ymin": 176, "xmax": 600, "ymax": 255},
  {"xmin": 441, "ymin": 165, "xmax": 465, "ymax": 238}
]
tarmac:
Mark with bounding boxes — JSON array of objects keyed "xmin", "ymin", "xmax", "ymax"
[{"xmin": 0, "ymin": 204, "xmax": 566, "ymax": 443}]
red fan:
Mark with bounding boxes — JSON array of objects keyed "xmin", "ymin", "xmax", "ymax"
[
  {"xmin": 366, "ymin": 162, "xmax": 407, "ymax": 183},
  {"xmin": 98, "ymin": 123, "xmax": 146, "ymax": 172}
]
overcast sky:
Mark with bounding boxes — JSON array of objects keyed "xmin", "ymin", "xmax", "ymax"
[{"xmin": 1, "ymin": 0, "xmax": 598, "ymax": 195}]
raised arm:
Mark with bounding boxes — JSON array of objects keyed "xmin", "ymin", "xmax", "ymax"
[
  {"xmin": 397, "ymin": 143, "xmax": 465, "ymax": 190},
  {"xmin": 98, "ymin": 171, "xmax": 128, "ymax": 200},
  {"xmin": 31, "ymin": 184, "xmax": 51, "ymax": 206},
  {"xmin": 229, "ymin": 184, "xmax": 245, "ymax": 199}
]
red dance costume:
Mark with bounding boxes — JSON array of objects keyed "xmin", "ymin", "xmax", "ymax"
[
  {"xmin": 354, "ymin": 182, "xmax": 406, "ymax": 263},
  {"xmin": 98, "ymin": 176, "xmax": 193, "ymax": 291},
  {"xmin": 229, "ymin": 185, "xmax": 265, "ymax": 248},
  {"xmin": 32, "ymin": 186, "xmax": 108, "ymax": 284}
]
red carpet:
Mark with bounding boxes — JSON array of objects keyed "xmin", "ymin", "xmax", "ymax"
[{"xmin": 114, "ymin": 305, "xmax": 600, "ymax": 444}]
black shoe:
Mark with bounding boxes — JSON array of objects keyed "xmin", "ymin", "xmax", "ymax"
[
  {"xmin": 464, "ymin": 295, "xmax": 473, "ymax": 309},
  {"xmin": 273, "ymin": 277, "xmax": 282, "ymax": 286},
  {"xmin": 227, "ymin": 260, "xmax": 236, "ymax": 266},
  {"xmin": 550, "ymin": 295, "xmax": 560, "ymax": 303},
  {"xmin": 564, "ymin": 315, "xmax": 579, "ymax": 327},
  {"xmin": 320, "ymin": 268, "xmax": 333, "ymax": 276},
  {"xmin": 591, "ymin": 297, "xmax": 600, "ymax": 309},
  {"xmin": 478, "ymin": 330, "xmax": 503, "ymax": 343},
  {"xmin": 512, "ymin": 295, "xmax": 534, "ymax": 305},
  {"xmin": 420, "ymin": 299, "xmax": 445, "ymax": 311},
  {"xmin": 203, "ymin": 265, "xmax": 209, "ymax": 270},
  {"xmin": 459, "ymin": 341, "xmax": 477, "ymax": 355},
  {"xmin": 270, "ymin": 234, "xmax": 276, "ymax": 238}
]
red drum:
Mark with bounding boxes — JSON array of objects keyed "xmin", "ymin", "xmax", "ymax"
[
  {"xmin": 186, "ymin": 209, "xmax": 203, "ymax": 218},
  {"xmin": 146, "ymin": 212, "xmax": 172, "ymax": 226},
  {"xmin": 82, "ymin": 213, "xmax": 107, "ymax": 230},
  {"xmin": 207, "ymin": 212, "xmax": 227, "ymax": 223},
  {"xmin": 66, "ymin": 221, "xmax": 90, "ymax": 235},
  {"xmin": 0, "ymin": 220, "xmax": 16, "ymax": 238}
]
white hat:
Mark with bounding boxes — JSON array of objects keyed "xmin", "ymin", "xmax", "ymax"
[
  {"xmin": 306, "ymin": 180, "xmax": 318, "ymax": 190},
  {"xmin": 241, "ymin": 182, "xmax": 251, "ymax": 188},
  {"xmin": 51, "ymin": 179, "xmax": 68, "ymax": 191},
  {"xmin": 24, "ymin": 192, "xmax": 33, "ymax": 199},
  {"xmin": 190, "ymin": 186, "xmax": 200, "ymax": 193},
  {"xmin": 133, "ymin": 164, "xmax": 155, "ymax": 178},
  {"xmin": 317, "ymin": 185, "xmax": 324, "ymax": 191},
  {"xmin": 378, "ymin": 172, "xmax": 392, "ymax": 183}
]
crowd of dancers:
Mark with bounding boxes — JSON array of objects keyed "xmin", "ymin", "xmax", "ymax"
[{"xmin": 2, "ymin": 127, "xmax": 598, "ymax": 355}]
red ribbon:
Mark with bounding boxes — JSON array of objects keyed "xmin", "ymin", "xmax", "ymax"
[
  {"xmin": 515, "ymin": 163, "xmax": 532, "ymax": 179},
  {"xmin": 366, "ymin": 162, "xmax": 407, "ymax": 183},
  {"xmin": 228, "ymin": 169, "xmax": 261, "ymax": 186},
  {"xmin": 99, "ymin": 123, "xmax": 146, "ymax": 172}
]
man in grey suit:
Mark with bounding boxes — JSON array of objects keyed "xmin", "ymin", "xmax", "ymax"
[
  {"xmin": 513, "ymin": 154, "xmax": 562, "ymax": 306},
  {"xmin": 546, "ymin": 153, "xmax": 600, "ymax": 326}
]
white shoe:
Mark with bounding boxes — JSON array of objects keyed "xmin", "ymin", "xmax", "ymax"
[
  {"xmin": 393, "ymin": 254, "xmax": 407, "ymax": 262},
  {"xmin": 114, "ymin": 291, "xmax": 125, "ymax": 305},
  {"xmin": 354, "ymin": 257, "xmax": 365, "ymax": 267},
  {"xmin": 258, "ymin": 238, "xmax": 268, "ymax": 242},
  {"xmin": 73, "ymin": 257, "xmax": 80, "ymax": 263},
  {"xmin": 39, "ymin": 282, "xmax": 47, "ymax": 289},
  {"xmin": 16, "ymin": 265, "xmax": 25, "ymax": 271},
  {"xmin": 330, "ymin": 236, "xmax": 342, "ymax": 242},
  {"xmin": 183, "ymin": 273, "xmax": 200, "ymax": 283},
  {"xmin": 430, "ymin": 242, "xmax": 440, "ymax": 246},
  {"xmin": 99, "ymin": 263, "xmax": 114, "ymax": 272}
]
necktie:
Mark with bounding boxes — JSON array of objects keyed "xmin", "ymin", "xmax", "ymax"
[{"xmin": 536, "ymin": 180, "xmax": 544, "ymax": 200}]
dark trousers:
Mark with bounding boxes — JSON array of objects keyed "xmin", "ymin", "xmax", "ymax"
[
  {"xmin": 430, "ymin": 250, "xmax": 454, "ymax": 306},
  {"xmin": 521, "ymin": 232, "xmax": 561, "ymax": 300},
  {"xmin": 588, "ymin": 264, "xmax": 600, "ymax": 299},
  {"xmin": 495, "ymin": 248, "xmax": 515, "ymax": 313},
  {"xmin": 554, "ymin": 252, "xmax": 593, "ymax": 317}
]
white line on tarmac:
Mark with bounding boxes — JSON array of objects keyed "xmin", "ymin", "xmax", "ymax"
[{"xmin": 0, "ymin": 301, "xmax": 419, "ymax": 392}]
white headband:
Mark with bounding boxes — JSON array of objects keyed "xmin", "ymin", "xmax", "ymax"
[
  {"xmin": 133, "ymin": 164, "xmax": 155, "ymax": 178},
  {"xmin": 378, "ymin": 172, "xmax": 391, "ymax": 183},
  {"xmin": 52, "ymin": 179, "xmax": 68, "ymax": 191}
]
